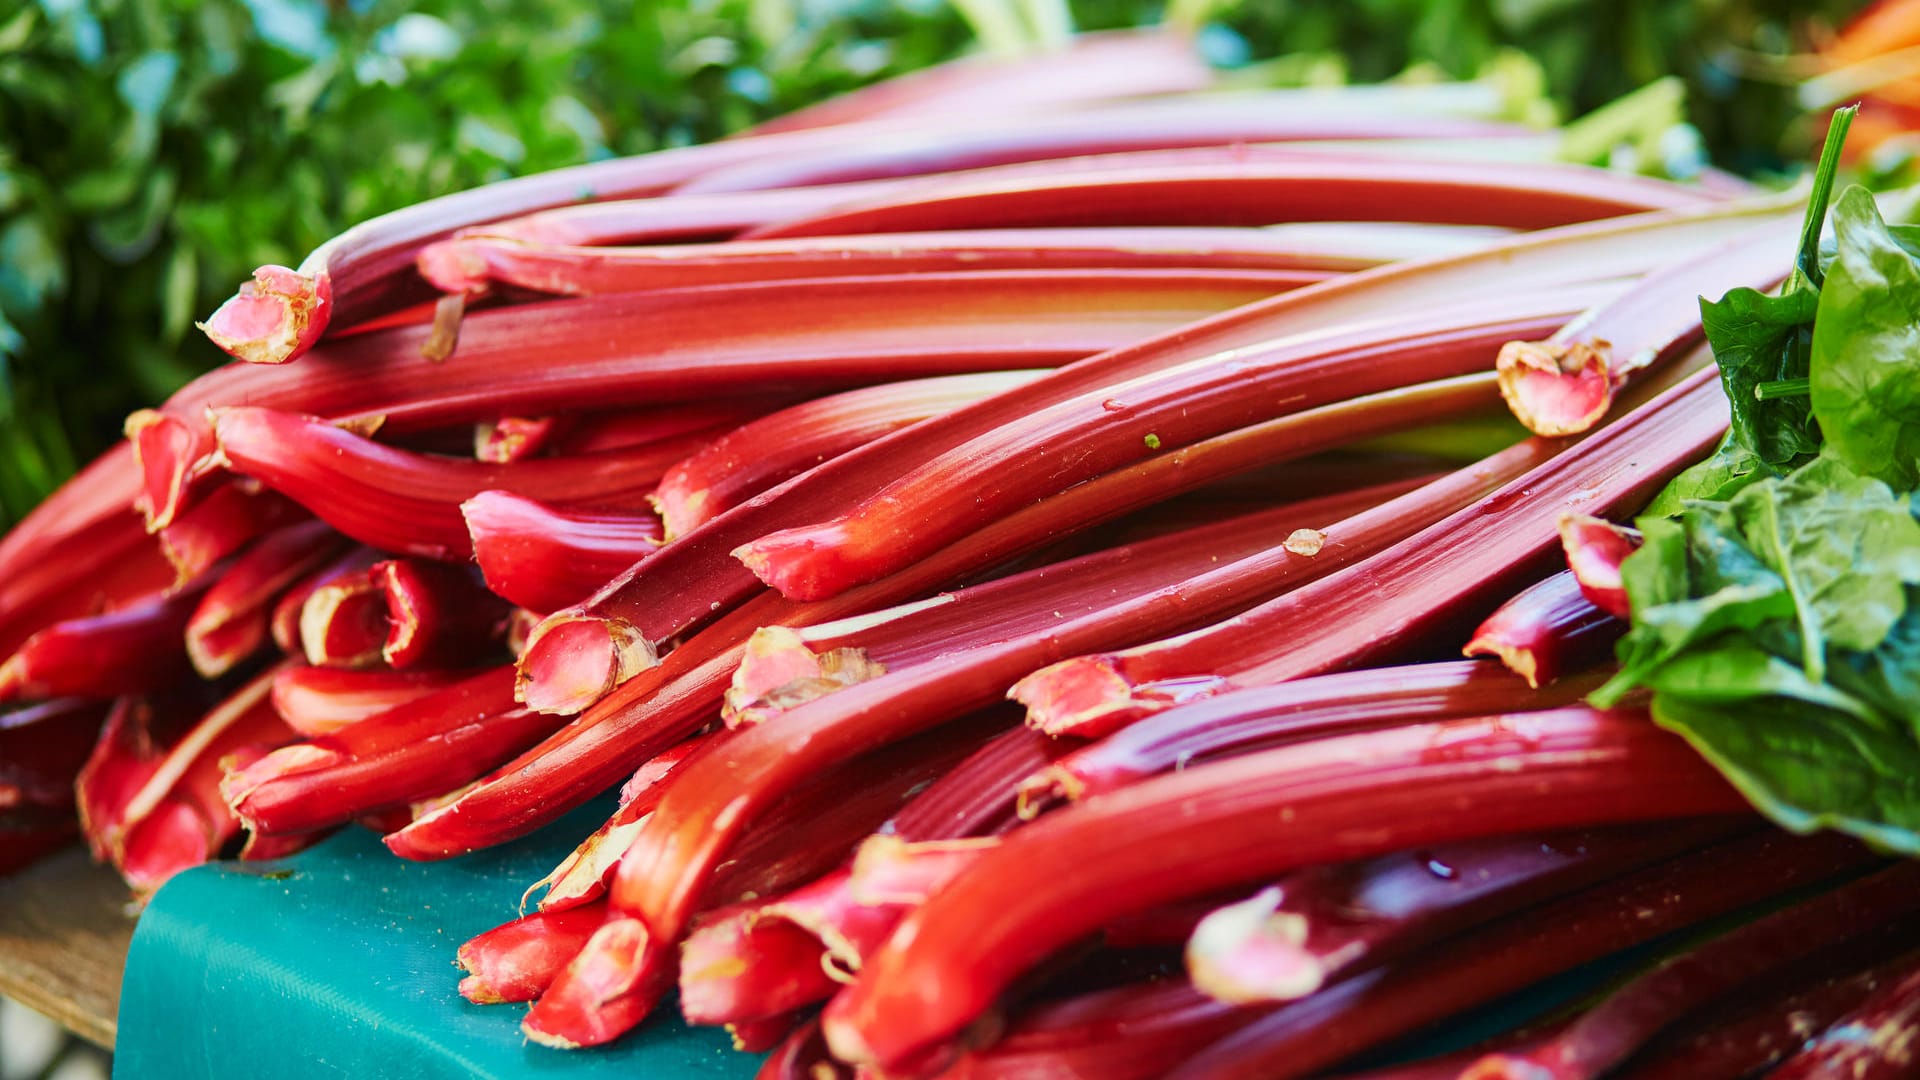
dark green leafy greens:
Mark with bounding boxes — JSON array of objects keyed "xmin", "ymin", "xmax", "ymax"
[{"xmin": 1599, "ymin": 109, "xmax": 1920, "ymax": 854}]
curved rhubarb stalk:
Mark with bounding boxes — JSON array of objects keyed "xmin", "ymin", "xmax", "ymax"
[
  {"xmin": 1463, "ymin": 570, "xmax": 1623, "ymax": 688},
  {"xmin": 457, "ymin": 901, "xmax": 609, "ymax": 1004},
  {"xmin": 524, "ymin": 374, "xmax": 1502, "ymax": 716},
  {"xmin": 211, "ymin": 407, "xmax": 705, "ymax": 560},
  {"xmin": 743, "ymin": 210, "xmax": 1793, "ymax": 602},
  {"xmin": 419, "ymin": 225, "xmax": 1397, "ymax": 296},
  {"xmin": 463, "ymin": 493, "xmax": 663, "ymax": 614},
  {"xmin": 731, "ymin": 286, "xmax": 1598, "ymax": 601},
  {"xmin": 1461, "ymin": 862, "xmax": 1920, "ymax": 1080},
  {"xmin": 656, "ymin": 370, "xmax": 1044, "ymax": 538},
  {"xmin": 742, "ymin": 29, "xmax": 1209, "ymax": 136},
  {"xmin": 221, "ymin": 666, "xmax": 556, "ymax": 836},
  {"xmin": 1160, "ymin": 830, "xmax": 1875, "ymax": 1080},
  {"xmin": 150, "ymin": 269, "xmax": 1277, "ymax": 530},
  {"xmin": 1010, "ymin": 368, "xmax": 1728, "ymax": 735},
  {"xmin": 819, "ymin": 708, "xmax": 1751, "ymax": 1071},
  {"xmin": 509, "ymin": 199, "xmax": 1795, "ymax": 708},
  {"xmin": 186, "ymin": 520, "xmax": 349, "ymax": 678},
  {"xmin": 156, "ymin": 485, "xmax": 305, "ymax": 585},
  {"xmin": 1184, "ymin": 822, "xmax": 1741, "ymax": 1005},
  {"xmin": 297, "ymin": 559, "xmax": 386, "ymax": 669},
  {"xmin": 109, "ymin": 667, "xmax": 296, "ymax": 895},
  {"xmin": 370, "ymin": 559, "xmax": 511, "ymax": 669},
  {"xmin": 270, "ymin": 547, "xmax": 377, "ymax": 655},
  {"xmin": 0, "ymin": 572, "xmax": 215, "ymax": 704},
  {"xmin": 1022, "ymin": 661, "xmax": 1599, "ymax": 812},
  {"xmin": 1622, "ymin": 946, "xmax": 1920, "ymax": 1080},
  {"xmin": 746, "ymin": 155, "xmax": 1717, "ymax": 241},
  {"xmin": 197, "ymin": 265, "xmax": 334, "ymax": 365},
  {"xmin": 401, "ymin": 389, "xmax": 1498, "ymax": 856},
  {"xmin": 271, "ymin": 665, "xmax": 477, "ymax": 738},
  {"xmin": 530, "ymin": 733, "xmax": 721, "ymax": 913},
  {"xmin": 474, "ymin": 416, "xmax": 560, "ymax": 463},
  {"xmin": 937, "ymin": 978, "xmax": 1261, "ymax": 1080},
  {"xmin": 1559, "ymin": 514, "xmax": 1640, "ymax": 619}
]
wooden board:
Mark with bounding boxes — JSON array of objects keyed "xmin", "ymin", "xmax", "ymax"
[{"xmin": 0, "ymin": 845, "xmax": 132, "ymax": 1049}]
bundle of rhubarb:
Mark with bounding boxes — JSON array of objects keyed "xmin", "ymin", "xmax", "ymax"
[{"xmin": 8, "ymin": 26, "xmax": 1920, "ymax": 1077}]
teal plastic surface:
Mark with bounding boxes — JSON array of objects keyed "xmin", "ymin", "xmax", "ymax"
[{"xmin": 115, "ymin": 802, "xmax": 759, "ymax": 1079}]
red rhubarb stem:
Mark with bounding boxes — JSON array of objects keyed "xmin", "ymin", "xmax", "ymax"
[{"xmin": 1463, "ymin": 569, "xmax": 1625, "ymax": 688}]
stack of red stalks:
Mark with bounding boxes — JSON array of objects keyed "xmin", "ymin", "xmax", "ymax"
[{"xmin": 6, "ymin": 28, "xmax": 1919, "ymax": 1079}]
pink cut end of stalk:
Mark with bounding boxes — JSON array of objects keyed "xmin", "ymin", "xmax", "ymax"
[
  {"xmin": 220, "ymin": 743, "xmax": 343, "ymax": 828},
  {"xmin": 125, "ymin": 409, "xmax": 202, "ymax": 530},
  {"xmin": 722, "ymin": 626, "xmax": 888, "ymax": 727},
  {"xmin": 1559, "ymin": 514, "xmax": 1640, "ymax": 619},
  {"xmin": 654, "ymin": 488, "xmax": 707, "ymax": 543},
  {"xmin": 521, "ymin": 917, "xmax": 665, "ymax": 1049},
  {"xmin": 459, "ymin": 974, "xmax": 509, "ymax": 1005},
  {"xmin": 733, "ymin": 525, "xmax": 863, "ymax": 603},
  {"xmin": 1184, "ymin": 886, "xmax": 1325, "ymax": 1004},
  {"xmin": 1014, "ymin": 766, "xmax": 1086, "ymax": 821},
  {"xmin": 196, "ymin": 265, "xmax": 333, "ymax": 365},
  {"xmin": 1013, "ymin": 653, "xmax": 1190, "ymax": 734},
  {"xmin": 416, "ymin": 239, "xmax": 493, "ymax": 294},
  {"xmin": 1496, "ymin": 338, "xmax": 1618, "ymax": 437},
  {"xmin": 515, "ymin": 615, "xmax": 658, "ymax": 715},
  {"xmin": 1462, "ymin": 633, "xmax": 1541, "ymax": 689}
]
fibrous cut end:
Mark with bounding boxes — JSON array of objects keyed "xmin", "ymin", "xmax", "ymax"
[
  {"xmin": 1496, "ymin": 337, "xmax": 1619, "ymax": 438},
  {"xmin": 197, "ymin": 265, "xmax": 333, "ymax": 365},
  {"xmin": 515, "ymin": 614, "xmax": 658, "ymax": 715}
]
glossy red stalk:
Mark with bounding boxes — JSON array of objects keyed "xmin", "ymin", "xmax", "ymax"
[
  {"xmin": 270, "ymin": 665, "xmax": 477, "ymax": 738},
  {"xmin": 1559, "ymin": 514, "xmax": 1640, "ymax": 618},
  {"xmin": 186, "ymin": 520, "xmax": 349, "ymax": 678},
  {"xmin": 148, "ymin": 270, "xmax": 1276, "ymax": 530},
  {"xmin": 530, "ymin": 733, "xmax": 720, "ymax": 913},
  {"xmin": 724, "ymin": 487, "xmax": 1426, "ymax": 729},
  {"xmin": 937, "ymin": 977, "xmax": 1260, "ymax": 1080},
  {"xmin": 212, "ymin": 406, "xmax": 709, "ymax": 560},
  {"xmin": 1463, "ymin": 862, "xmax": 1920, "ymax": 1080},
  {"xmin": 404, "ymin": 391, "xmax": 1498, "ymax": 857},
  {"xmin": 370, "ymin": 559, "xmax": 510, "ymax": 668},
  {"xmin": 1160, "ymin": 831, "xmax": 1875, "ymax": 1080},
  {"xmin": 1463, "ymin": 570, "xmax": 1624, "ymax": 689},
  {"xmin": 419, "ymin": 226, "xmax": 1390, "ymax": 296},
  {"xmin": 524, "ymin": 373, "xmax": 1502, "ymax": 716},
  {"xmin": 0, "ymin": 494, "xmax": 177, "ymax": 661},
  {"xmin": 463, "ymin": 493, "xmax": 663, "ymax": 613},
  {"xmin": 818, "ymin": 708, "xmax": 1751, "ymax": 1070},
  {"xmin": 0, "ymin": 572, "xmax": 214, "ymax": 704},
  {"xmin": 739, "ymin": 288, "xmax": 1605, "ymax": 601},
  {"xmin": 657, "ymin": 370, "xmax": 1043, "ymax": 539},
  {"xmin": 747, "ymin": 155, "xmax": 1717, "ymax": 240},
  {"xmin": 510, "ymin": 198, "xmax": 1794, "ymax": 709},
  {"xmin": 156, "ymin": 484, "xmax": 305, "ymax": 585},
  {"xmin": 677, "ymin": 904, "xmax": 843, "ymax": 1027},
  {"xmin": 1619, "ymin": 945, "xmax": 1920, "ymax": 1080},
  {"xmin": 75, "ymin": 693, "xmax": 203, "ymax": 860},
  {"xmin": 1495, "ymin": 220, "xmax": 1794, "ymax": 435},
  {"xmin": 1185, "ymin": 822, "xmax": 1743, "ymax": 1005},
  {"xmin": 546, "ymin": 401, "xmax": 784, "ymax": 457},
  {"xmin": 222, "ymin": 666, "xmax": 561, "ymax": 835},
  {"xmin": 1011, "ymin": 368, "xmax": 1729, "ymax": 734},
  {"xmin": 456, "ymin": 901, "xmax": 608, "ymax": 1004},
  {"xmin": 109, "ymin": 667, "xmax": 296, "ymax": 895},
  {"xmin": 746, "ymin": 208, "xmax": 1790, "ymax": 602},
  {"xmin": 1023, "ymin": 661, "xmax": 1594, "ymax": 812}
]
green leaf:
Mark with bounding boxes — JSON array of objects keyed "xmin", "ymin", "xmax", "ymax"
[
  {"xmin": 1699, "ymin": 283, "xmax": 1821, "ymax": 468},
  {"xmin": 1811, "ymin": 187, "xmax": 1920, "ymax": 489},
  {"xmin": 1640, "ymin": 432, "xmax": 1767, "ymax": 516},
  {"xmin": 1729, "ymin": 458, "xmax": 1920, "ymax": 676},
  {"xmin": 1652, "ymin": 693, "xmax": 1920, "ymax": 856}
]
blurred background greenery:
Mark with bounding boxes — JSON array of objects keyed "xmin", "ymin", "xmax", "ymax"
[{"xmin": 0, "ymin": 0, "xmax": 1865, "ymax": 526}]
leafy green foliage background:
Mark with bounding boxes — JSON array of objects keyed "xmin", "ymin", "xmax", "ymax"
[{"xmin": 0, "ymin": 0, "xmax": 1861, "ymax": 527}]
